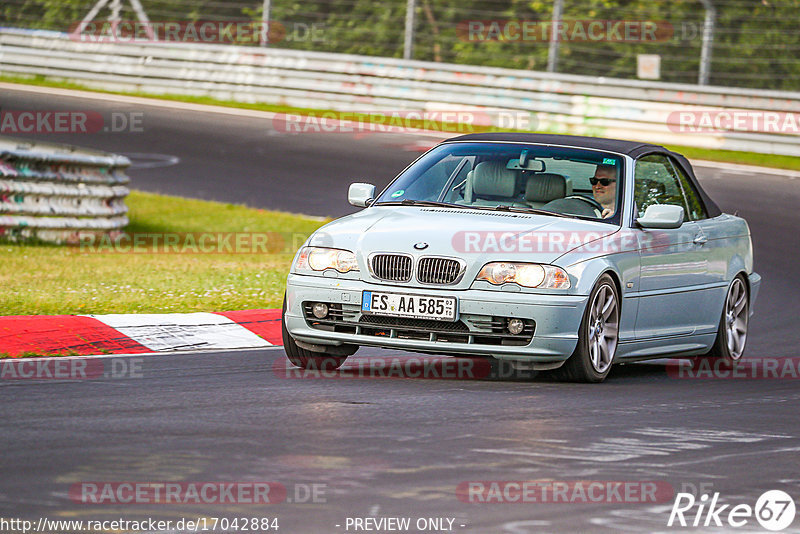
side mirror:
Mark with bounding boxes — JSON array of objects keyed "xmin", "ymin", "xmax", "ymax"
[
  {"xmin": 348, "ymin": 182, "xmax": 376, "ymax": 207},
  {"xmin": 637, "ymin": 204, "xmax": 685, "ymax": 229}
]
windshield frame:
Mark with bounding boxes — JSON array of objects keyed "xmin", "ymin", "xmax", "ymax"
[{"xmin": 373, "ymin": 140, "xmax": 627, "ymax": 225}]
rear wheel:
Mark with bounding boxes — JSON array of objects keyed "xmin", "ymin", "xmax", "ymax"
[
  {"xmin": 281, "ymin": 297, "xmax": 348, "ymax": 370},
  {"xmin": 553, "ymin": 274, "xmax": 619, "ymax": 383},
  {"xmin": 706, "ymin": 275, "xmax": 749, "ymax": 362}
]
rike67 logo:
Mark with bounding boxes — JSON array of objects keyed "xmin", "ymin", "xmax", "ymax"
[{"xmin": 668, "ymin": 490, "xmax": 796, "ymax": 531}]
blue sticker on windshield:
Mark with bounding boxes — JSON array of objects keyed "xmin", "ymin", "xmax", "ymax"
[
  {"xmin": 391, "ymin": 190, "xmax": 404, "ymax": 198},
  {"xmin": 603, "ymin": 158, "xmax": 616, "ymax": 165}
]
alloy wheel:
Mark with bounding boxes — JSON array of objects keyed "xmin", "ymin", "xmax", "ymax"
[
  {"xmin": 587, "ymin": 284, "xmax": 619, "ymax": 373},
  {"xmin": 724, "ymin": 278, "xmax": 748, "ymax": 360}
]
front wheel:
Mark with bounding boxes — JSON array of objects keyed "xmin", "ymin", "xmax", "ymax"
[
  {"xmin": 553, "ymin": 274, "xmax": 620, "ymax": 383},
  {"xmin": 281, "ymin": 297, "xmax": 348, "ymax": 370},
  {"xmin": 706, "ymin": 275, "xmax": 749, "ymax": 362}
]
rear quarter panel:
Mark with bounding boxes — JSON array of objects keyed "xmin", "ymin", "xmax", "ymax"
[{"xmin": 696, "ymin": 214, "xmax": 755, "ymax": 328}]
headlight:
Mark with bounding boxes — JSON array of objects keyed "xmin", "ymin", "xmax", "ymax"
[
  {"xmin": 476, "ymin": 262, "xmax": 570, "ymax": 289},
  {"xmin": 295, "ymin": 247, "xmax": 359, "ymax": 273}
]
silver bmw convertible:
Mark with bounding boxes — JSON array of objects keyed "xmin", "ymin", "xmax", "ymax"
[{"xmin": 282, "ymin": 133, "xmax": 761, "ymax": 382}]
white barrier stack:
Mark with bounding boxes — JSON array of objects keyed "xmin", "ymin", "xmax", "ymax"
[
  {"xmin": 0, "ymin": 135, "xmax": 130, "ymax": 242},
  {"xmin": 1, "ymin": 27, "xmax": 800, "ymax": 156}
]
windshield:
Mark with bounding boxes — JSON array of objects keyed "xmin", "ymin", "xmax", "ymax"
[{"xmin": 375, "ymin": 142, "xmax": 625, "ymax": 223}]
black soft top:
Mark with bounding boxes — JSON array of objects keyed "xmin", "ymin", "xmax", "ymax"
[
  {"xmin": 449, "ymin": 132, "xmax": 660, "ymax": 156},
  {"xmin": 446, "ymin": 132, "xmax": 721, "ymax": 217}
]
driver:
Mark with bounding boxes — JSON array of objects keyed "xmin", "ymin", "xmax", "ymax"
[{"xmin": 591, "ymin": 164, "xmax": 617, "ymax": 218}]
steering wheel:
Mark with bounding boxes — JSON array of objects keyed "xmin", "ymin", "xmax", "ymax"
[
  {"xmin": 540, "ymin": 195, "xmax": 605, "ymax": 218},
  {"xmin": 566, "ymin": 194, "xmax": 604, "ymax": 213}
]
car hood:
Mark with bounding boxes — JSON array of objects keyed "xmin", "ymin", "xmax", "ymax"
[{"xmin": 305, "ymin": 206, "xmax": 619, "ymax": 286}]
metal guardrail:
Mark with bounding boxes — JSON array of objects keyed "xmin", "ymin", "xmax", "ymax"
[
  {"xmin": 0, "ymin": 134, "xmax": 130, "ymax": 242},
  {"xmin": 1, "ymin": 27, "xmax": 800, "ymax": 157}
]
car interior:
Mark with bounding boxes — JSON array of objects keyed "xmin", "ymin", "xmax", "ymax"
[
  {"xmin": 450, "ymin": 157, "xmax": 606, "ymax": 218},
  {"xmin": 379, "ymin": 145, "xmax": 623, "ymax": 221}
]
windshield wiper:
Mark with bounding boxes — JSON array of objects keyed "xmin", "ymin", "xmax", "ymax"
[
  {"xmin": 488, "ymin": 205, "xmax": 575, "ymax": 219},
  {"xmin": 374, "ymin": 200, "xmax": 594, "ymax": 220},
  {"xmin": 374, "ymin": 199, "xmax": 469, "ymax": 209}
]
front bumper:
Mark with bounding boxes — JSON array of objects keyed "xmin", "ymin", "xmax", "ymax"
[{"xmin": 284, "ymin": 273, "xmax": 588, "ymax": 361}]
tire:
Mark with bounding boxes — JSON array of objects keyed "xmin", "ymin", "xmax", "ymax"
[
  {"xmin": 281, "ymin": 296, "xmax": 348, "ymax": 371},
  {"xmin": 552, "ymin": 274, "xmax": 620, "ymax": 383},
  {"xmin": 706, "ymin": 274, "xmax": 749, "ymax": 362}
]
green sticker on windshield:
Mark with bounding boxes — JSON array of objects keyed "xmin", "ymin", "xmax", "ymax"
[
  {"xmin": 391, "ymin": 190, "xmax": 404, "ymax": 198},
  {"xmin": 603, "ymin": 158, "xmax": 616, "ymax": 165}
]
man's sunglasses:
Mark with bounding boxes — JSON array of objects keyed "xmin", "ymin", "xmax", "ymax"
[{"xmin": 590, "ymin": 177, "xmax": 616, "ymax": 186}]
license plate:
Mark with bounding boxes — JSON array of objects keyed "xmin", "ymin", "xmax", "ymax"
[{"xmin": 361, "ymin": 291, "xmax": 457, "ymax": 321}]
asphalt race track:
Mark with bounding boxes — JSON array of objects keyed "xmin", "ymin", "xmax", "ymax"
[
  {"xmin": 0, "ymin": 87, "xmax": 424, "ymax": 217},
  {"xmin": 2, "ymin": 86, "xmax": 799, "ymax": 532}
]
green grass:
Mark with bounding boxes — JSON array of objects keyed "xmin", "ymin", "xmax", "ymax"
[
  {"xmin": 0, "ymin": 73, "xmax": 348, "ymax": 119},
  {"xmin": 0, "ymin": 190, "xmax": 327, "ymax": 315},
  {"xmin": 3, "ymin": 74, "xmax": 800, "ymax": 171},
  {"xmin": 0, "ymin": 351, "xmax": 81, "ymax": 359},
  {"xmin": 661, "ymin": 144, "xmax": 800, "ymax": 170}
]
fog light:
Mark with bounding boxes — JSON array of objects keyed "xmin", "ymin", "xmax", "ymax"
[
  {"xmin": 312, "ymin": 302, "xmax": 329, "ymax": 319},
  {"xmin": 507, "ymin": 318, "xmax": 525, "ymax": 335}
]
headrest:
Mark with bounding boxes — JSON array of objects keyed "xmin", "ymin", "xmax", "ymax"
[
  {"xmin": 525, "ymin": 173, "xmax": 571, "ymax": 203},
  {"xmin": 471, "ymin": 161, "xmax": 517, "ymax": 198}
]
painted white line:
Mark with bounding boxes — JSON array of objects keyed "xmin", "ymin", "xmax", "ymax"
[
  {"xmin": 86, "ymin": 312, "xmax": 272, "ymax": 351},
  {"xmin": 644, "ymin": 445, "xmax": 800, "ymax": 468},
  {"xmin": 4, "ymin": 82, "xmax": 796, "ymax": 177},
  {"xmin": 0, "ymin": 82, "xmax": 451, "ymax": 139},
  {"xmin": 0, "ymin": 82, "xmax": 282, "ymax": 120},
  {"xmin": 692, "ymin": 159, "xmax": 800, "ymax": 178},
  {"xmin": 7, "ymin": 346, "xmax": 284, "ymax": 361}
]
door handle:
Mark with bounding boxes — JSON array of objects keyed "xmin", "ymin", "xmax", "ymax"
[{"xmin": 693, "ymin": 234, "xmax": 707, "ymax": 245}]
